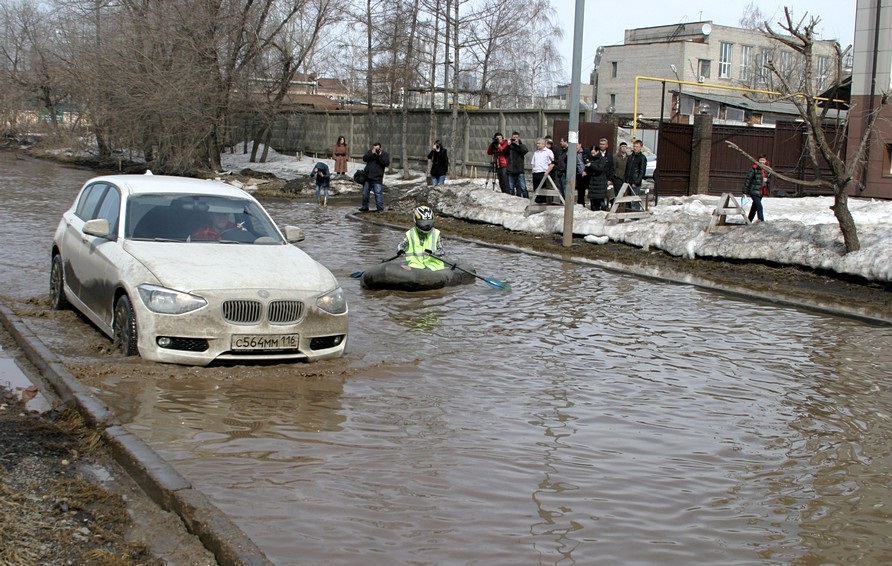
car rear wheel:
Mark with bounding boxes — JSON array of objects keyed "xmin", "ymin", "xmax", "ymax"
[
  {"xmin": 50, "ymin": 255, "xmax": 69, "ymax": 310},
  {"xmin": 113, "ymin": 295, "xmax": 139, "ymax": 357}
]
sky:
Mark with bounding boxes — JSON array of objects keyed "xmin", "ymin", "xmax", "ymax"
[
  {"xmin": 551, "ymin": 1, "xmax": 858, "ymax": 81},
  {"xmin": 220, "ymin": 144, "xmax": 891, "ymax": 286}
]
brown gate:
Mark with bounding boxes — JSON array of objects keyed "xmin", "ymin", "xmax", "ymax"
[{"xmin": 656, "ymin": 121, "xmax": 846, "ymax": 197}]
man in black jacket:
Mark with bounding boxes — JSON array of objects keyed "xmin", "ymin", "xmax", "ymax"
[
  {"xmin": 505, "ymin": 132, "xmax": 529, "ymax": 198},
  {"xmin": 552, "ymin": 137, "xmax": 569, "ymax": 198},
  {"xmin": 360, "ymin": 142, "xmax": 390, "ymax": 212},
  {"xmin": 625, "ymin": 139, "xmax": 648, "ymax": 210}
]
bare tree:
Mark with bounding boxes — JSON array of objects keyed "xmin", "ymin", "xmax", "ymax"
[
  {"xmin": 0, "ymin": 1, "xmax": 72, "ymax": 133},
  {"xmin": 248, "ymin": 0, "xmax": 338, "ymax": 163},
  {"xmin": 738, "ymin": 1, "xmax": 766, "ymax": 30},
  {"xmin": 732, "ymin": 8, "xmax": 888, "ymax": 254}
]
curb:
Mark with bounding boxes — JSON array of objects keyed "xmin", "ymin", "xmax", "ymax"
[{"xmin": 0, "ymin": 302, "xmax": 273, "ymax": 566}]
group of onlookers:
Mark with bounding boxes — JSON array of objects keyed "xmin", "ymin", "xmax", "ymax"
[
  {"xmin": 485, "ymin": 132, "xmax": 649, "ymax": 212},
  {"xmin": 311, "ymin": 133, "xmax": 654, "ymax": 214}
]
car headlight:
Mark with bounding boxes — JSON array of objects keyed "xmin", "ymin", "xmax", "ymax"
[
  {"xmin": 137, "ymin": 284, "xmax": 207, "ymax": 314},
  {"xmin": 316, "ymin": 287, "xmax": 347, "ymax": 315}
]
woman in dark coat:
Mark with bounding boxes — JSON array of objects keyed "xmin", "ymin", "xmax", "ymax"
[{"xmin": 585, "ymin": 147, "xmax": 610, "ymax": 211}]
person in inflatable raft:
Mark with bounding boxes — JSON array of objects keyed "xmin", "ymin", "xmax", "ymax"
[{"xmin": 396, "ymin": 205, "xmax": 446, "ymax": 270}]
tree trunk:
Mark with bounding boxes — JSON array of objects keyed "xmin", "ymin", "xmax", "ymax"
[{"xmin": 832, "ymin": 185, "xmax": 861, "ymax": 252}]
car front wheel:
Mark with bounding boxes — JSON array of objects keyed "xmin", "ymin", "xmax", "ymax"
[
  {"xmin": 113, "ymin": 295, "xmax": 139, "ymax": 357},
  {"xmin": 50, "ymin": 255, "xmax": 69, "ymax": 311}
]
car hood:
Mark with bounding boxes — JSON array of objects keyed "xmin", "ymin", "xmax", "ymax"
[{"xmin": 124, "ymin": 241, "xmax": 338, "ymax": 293}]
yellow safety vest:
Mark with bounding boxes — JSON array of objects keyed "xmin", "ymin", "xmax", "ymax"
[{"xmin": 404, "ymin": 228, "xmax": 444, "ymax": 270}]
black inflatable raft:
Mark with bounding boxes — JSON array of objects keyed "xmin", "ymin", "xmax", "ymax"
[{"xmin": 360, "ymin": 260, "xmax": 477, "ymax": 291}]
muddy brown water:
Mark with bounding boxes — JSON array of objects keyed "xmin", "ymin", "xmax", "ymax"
[{"xmin": 2, "ymin": 152, "xmax": 892, "ymax": 565}]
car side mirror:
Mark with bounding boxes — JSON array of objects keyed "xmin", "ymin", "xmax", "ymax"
[
  {"xmin": 282, "ymin": 225, "xmax": 305, "ymax": 243},
  {"xmin": 83, "ymin": 218, "xmax": 112, "ymax": 239}
]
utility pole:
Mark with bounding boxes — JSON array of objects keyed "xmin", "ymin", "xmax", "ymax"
[{"xmin": 563, "ymin": 0, "xmax": 585, "ymax": 247}]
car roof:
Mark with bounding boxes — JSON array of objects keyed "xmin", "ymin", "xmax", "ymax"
[{"xmin": 85, "ymin": 173, "xmax": 254, "ymax": 199}]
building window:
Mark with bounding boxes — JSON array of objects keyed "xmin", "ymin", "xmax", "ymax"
[
  {"xmin": 779, "ymin": 51, "xmax": 792, "ymax": 75},
  {"xmin": 885, "ymin": 144, "xmax": 892, "ymax": 176},
  {"xmin": 757, "ymin": 48, "xmax": 772, "ymax": 82},
  {"xmin": 719, "ymin": 42, "xmax": 733, "ymax": 78},
  {"xmin": 698, "ymin": 59, "xmax": 711, "ymax": 80},
  {"xmin": 726, "ymin": 107, "xmax": 745, "ymax": 122},
  {"xmin": 609, "ymin": 93, "xmax": 616, "ymax": 108},
  {"xmin": 740, "ymin": 45, "xmax": 753, "ymax": 81},
  {"xmin": 611, "ymin": 61, "xmax": 618, "ymax": 78}
]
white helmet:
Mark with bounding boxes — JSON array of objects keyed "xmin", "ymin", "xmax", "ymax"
[{"xmin": 413, "ymin": 205, "xmax": 434, "ymax": 232}]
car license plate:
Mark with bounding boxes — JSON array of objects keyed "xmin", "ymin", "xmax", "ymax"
[{"xmin": 231, "ymin": 334, "xmax": 299, "ymax": 351}]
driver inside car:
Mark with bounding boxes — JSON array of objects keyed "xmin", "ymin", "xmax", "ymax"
[{"xmin": 191, "ymin": 211, "xmax": 237, "ymax": 241}]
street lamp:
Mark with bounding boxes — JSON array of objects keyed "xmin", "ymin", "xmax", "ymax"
[{"xmin": 669, "ymin": 64, "xmax": 682, "ymax": 117}]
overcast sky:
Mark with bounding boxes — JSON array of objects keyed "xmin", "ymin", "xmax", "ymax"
[{"xmin": 552, "ymin": 1, "xmax": 858, "ymax": 81}]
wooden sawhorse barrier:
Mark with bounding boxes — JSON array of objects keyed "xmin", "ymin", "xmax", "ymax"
[
  {"xmin": 605, "ymin": 183, "xmax": 651, "ymax": 223},
  {"xmin": 524, "ymin": 174, "xmax": 565, "ymax": 217},
  {"xmin": 707, "ymin": 193, "xmax": 750, "ymax": 232}
]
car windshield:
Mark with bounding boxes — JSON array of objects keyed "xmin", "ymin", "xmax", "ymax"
[{"xmin": 125, "ymin": 193, "xmax": 284, "ymax": 244}]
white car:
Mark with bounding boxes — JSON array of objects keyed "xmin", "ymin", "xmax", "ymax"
[
  {"xmin": 645, "ymin": 154, "xmax": 657, "ymax": 179},
  {"xmin": 50, "ymin": 173, "xmax": 348, "ymax": 366}
]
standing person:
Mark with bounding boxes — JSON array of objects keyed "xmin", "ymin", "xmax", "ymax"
[
  {"xmin": 625, "ymin": 139, "xmax": 648, "ymax": 209},
  {"xmin": 531, "ymin": 138, "xmax": 554, "ymax": 203},
  {"xmin": 333, "ymin": 136, "xmax": 349, "ymax": 177},
  {"xmin": 486, "ymin": 132, "xmax": 509, "ymax": 193},
  {"xmin": 505, "ymin": 132, "xmax": 529, "ymax": 198},
  {"xmin": 359, "ymin": 142, "xmax": 390, "ymax": 213},
  {"xmin": 396, "ymin": 205, "xmax": 446, "ymax": 270},
  {"xmin": 427, "ymin": 140, "xmax": 449, "ymax": 186},
  {"xmin": 613, "ymin": 141, "xmax": 630, "ymax": 191},
  {"xmin": 743, "ymin": 154, "xmax": 770, "ymax": 223},
  {"xmin": 311, "ymin": 161, "xmax": 331, "ymax": 207},
  {"xmin": 552, "ymin": 137, "xmax": 569, "ymax": 198},
  {"xmin": 585, "ymin": 141, "xmax": 611, "ymax": 211},
  {"xmin": 575, "ymin": 143, "xmax": 587, "ymax": 205}
]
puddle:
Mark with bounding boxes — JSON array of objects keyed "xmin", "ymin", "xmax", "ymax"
[{"xmin": 0, "ymin": 349, "xmax": 52, "ymax": 413}]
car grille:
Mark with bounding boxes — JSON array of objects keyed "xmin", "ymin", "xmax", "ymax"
[
  {"xmin": 222, "ymin": 299, "xmax": 304, "ymax": 324},
  {"xmin": 268, "ymin": 300, "xmax": 304, "ymax": 323}
]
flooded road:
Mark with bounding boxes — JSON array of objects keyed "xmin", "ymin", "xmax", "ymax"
[{"xmin": 2, "ymin": 152, "xmax": 891, "ymax": 565}]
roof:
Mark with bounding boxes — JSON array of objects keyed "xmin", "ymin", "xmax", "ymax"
[
  {"xmin": 678, "ymin": 90, "xmax": 847, "ymax": 119},
  {"xmin": 87, "ymin": 173, "xmax": 251, "ymax": 198}
]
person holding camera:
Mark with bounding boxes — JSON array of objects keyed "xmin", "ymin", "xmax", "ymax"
[
  {"xmin": 427, "ymin": 140, "xmax": 449, "ymax": 186},
  {"xmin": 486, "ymin": 132, "xmax": 509, "ymax": 193},
  {"xmin": 359, "ymin": 142, "xmax": 390, "ymax": 212},
  {"xmin": 505, "ymin": 132, "xmax": 529, "ymax": 198}
]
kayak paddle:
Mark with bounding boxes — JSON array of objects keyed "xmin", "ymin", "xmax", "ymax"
[{"xmin": 431, "ymin": 254, "xmax": 511, "ymax": 290}]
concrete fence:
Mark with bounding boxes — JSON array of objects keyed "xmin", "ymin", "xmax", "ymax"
[{"xmin": 231, "ymin": 108, "xmax": 586, "ymax": 178}]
